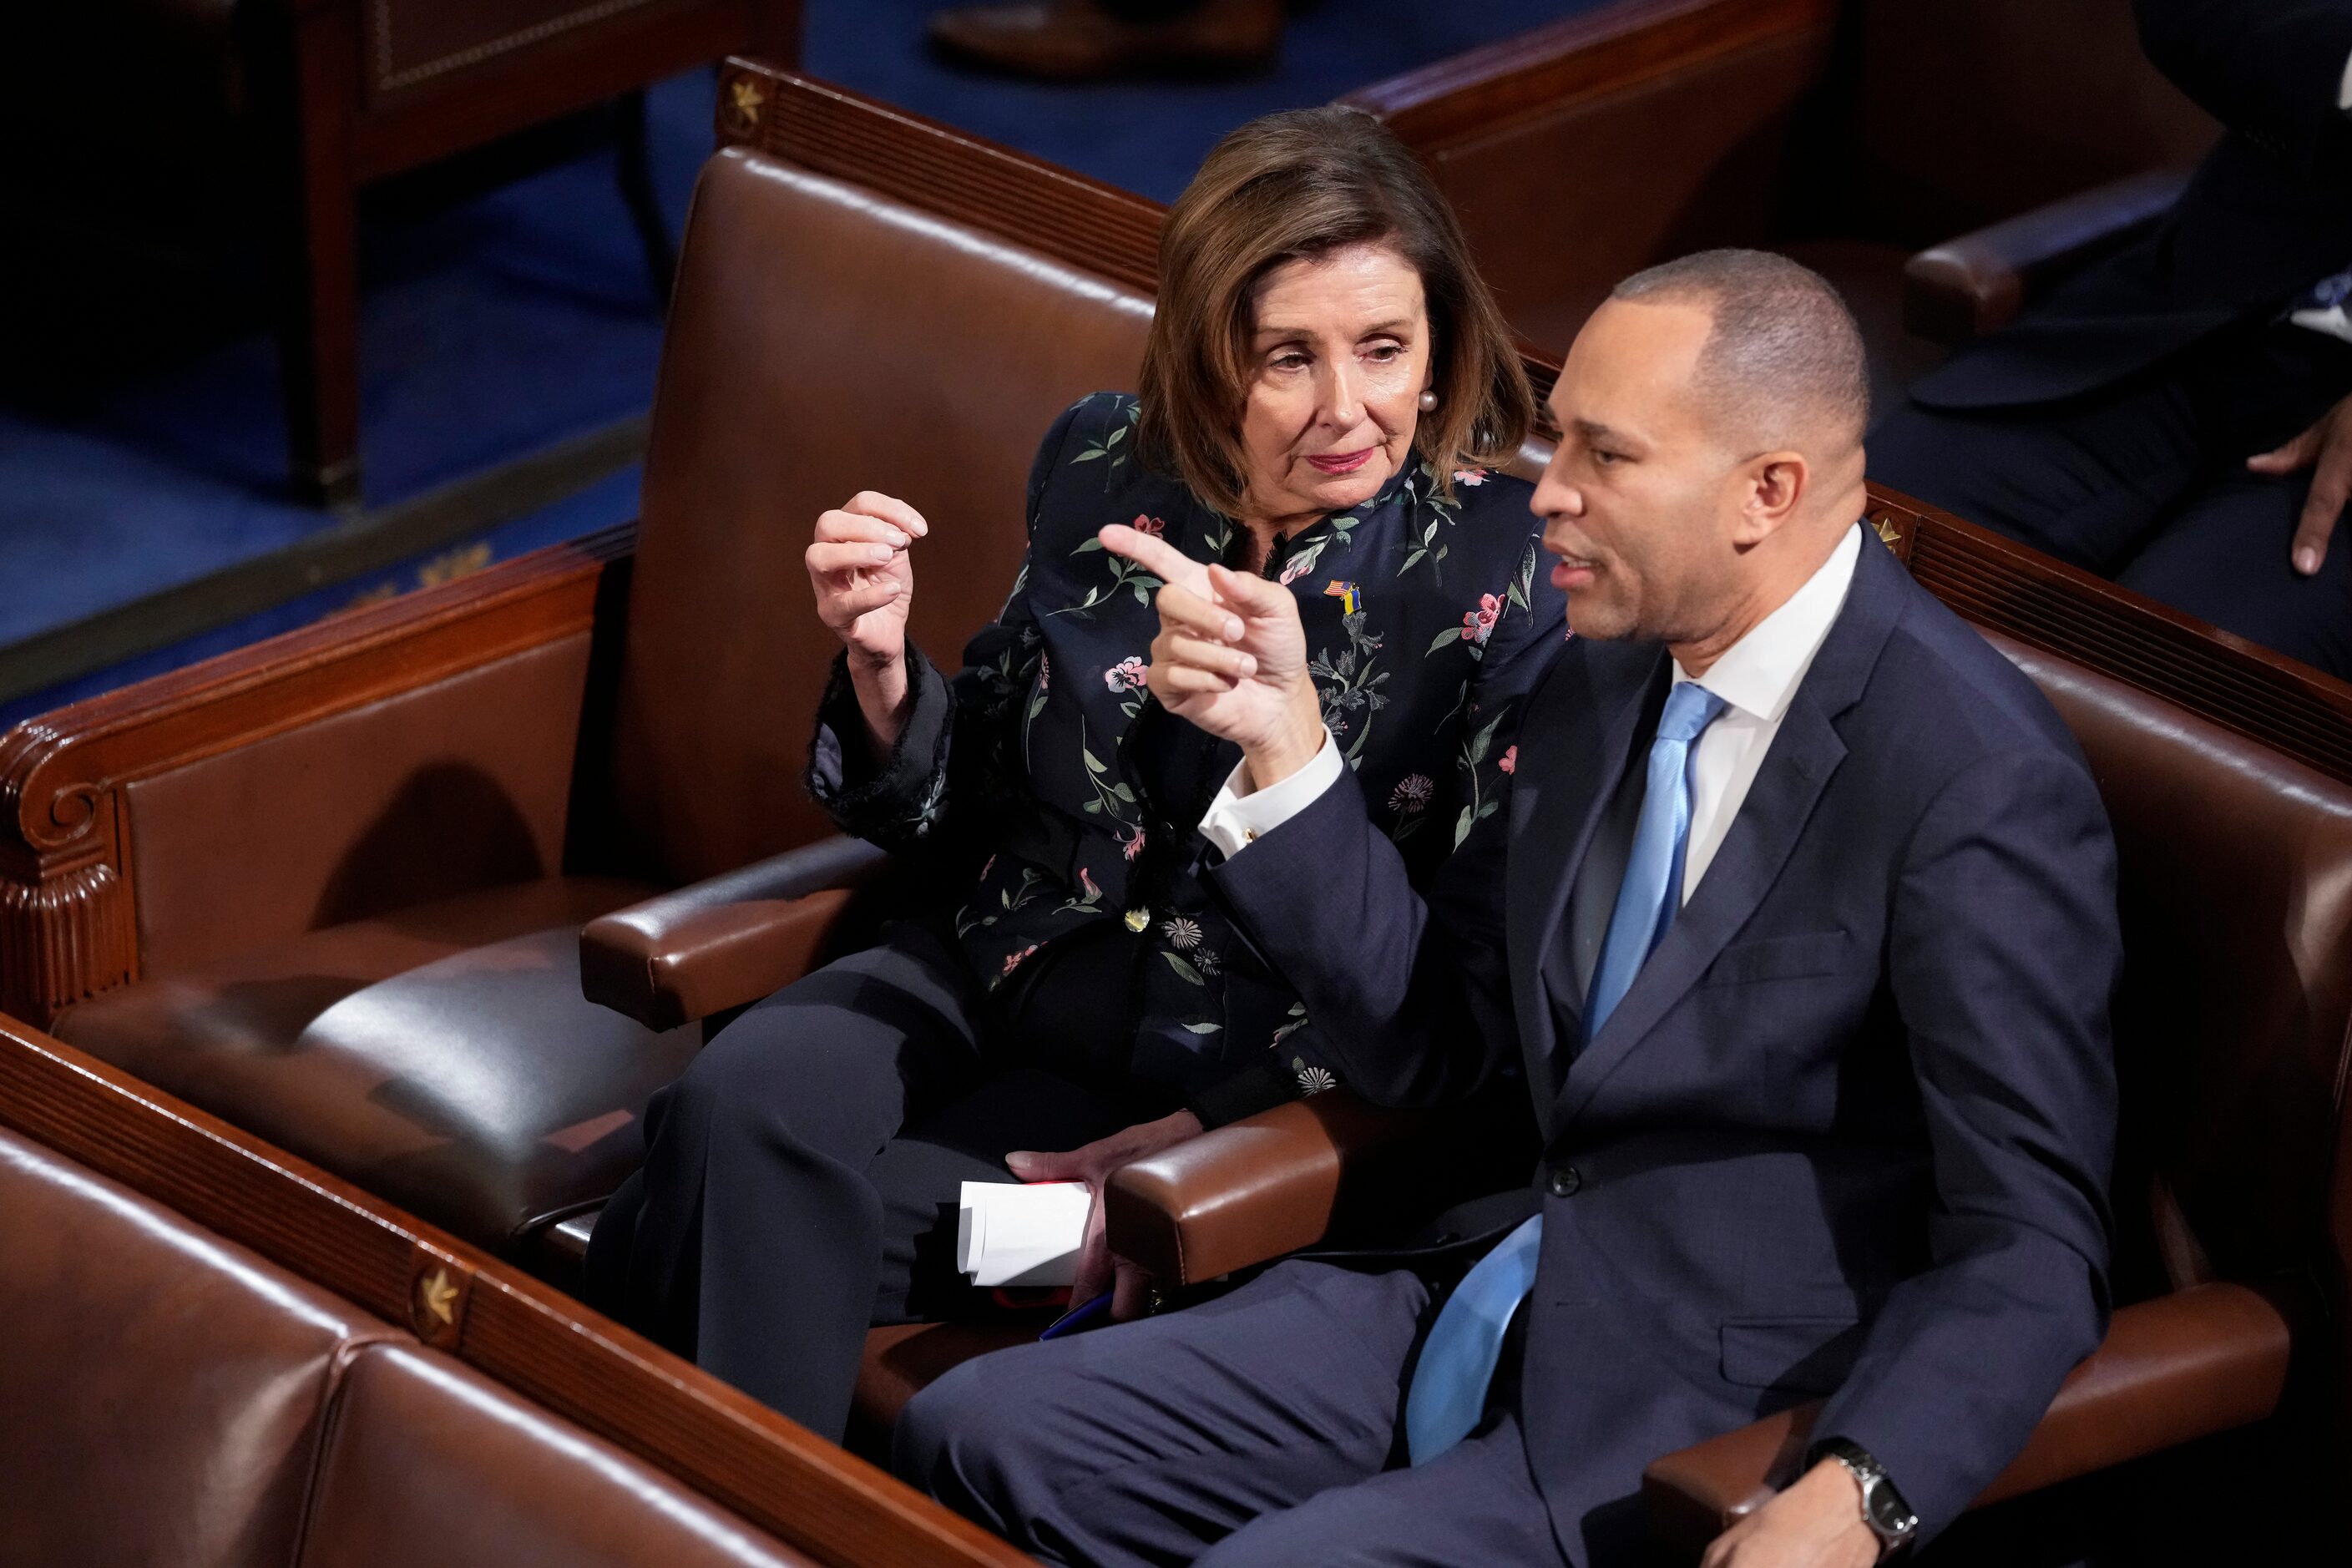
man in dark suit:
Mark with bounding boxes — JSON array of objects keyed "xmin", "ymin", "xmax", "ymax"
[
  {"xmin": 1874, "ymin": 0, "xmax": 2352, "ymax": 679},
  {"xmin": 893, "ymin": 250, "xmax": 2121, "ymax": 1567}
]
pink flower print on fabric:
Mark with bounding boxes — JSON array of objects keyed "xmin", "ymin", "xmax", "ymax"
[
  {"xmin": 1121, "ymin": 827, "xmax": 1147, "ymax": 862},
  {"xmin": 1452, "ymin": 468, "xmax": 1490, "ymax": 487},
  {"xmin": 1390, "ymin": 773, "xmax": 1434, "ymax": 813},
  {"xmin": 1279, "ymin": 555, "xmax": 1314, "ymax": 586},
  {"xmin": 1105, "ymin": 656, "xmax": 1149, "ymax": 692},
  {"xmin": 1499, "ymin": 746, "xmax": 1517, "ymax": 775},
  {"xmin": 1460, "ymin": 594, "xmax": 1503, "ymax": 647},
  {"xmin": 1002, "ymin": 944, "xmax": 1040, "ymax": 978},
  {"xmin": 1130, "ymin": 514, "xmax": 1166, "ymax": 538}
]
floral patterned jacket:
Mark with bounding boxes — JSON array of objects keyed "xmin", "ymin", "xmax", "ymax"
[{"xmin": 808, "ymin": 392, "xmax": 1566, "ymax": 1126}]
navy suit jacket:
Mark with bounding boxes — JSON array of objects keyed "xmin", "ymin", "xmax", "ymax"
[
  {"xmin": 1213, "ymin": 533, "xmax": 2122, "ymax": 1559},
  {"xmin": 1915, "ymin": 0, "xmax": 2352, "ymax": 408}
]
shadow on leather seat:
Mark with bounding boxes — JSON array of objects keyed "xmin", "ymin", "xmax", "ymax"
[{"xmin": 56, "ymin": 876, "xmax": 692, "ymax": 1252}]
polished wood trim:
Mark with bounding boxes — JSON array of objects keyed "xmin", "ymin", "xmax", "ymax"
[
  {"xmin": 1337, "ymin": 0, "xmax": 1835, "ymax": 149},
  {"xmin": 0, "ymin": 1010, "xmax": 1029, "ymax": 1568},
  {"xmin": 1869, "ymin": 486, "xmax": 2352, "ymax": 787},
  {"xmin": 0, "ymin": 527, "xmax": 634, "ymax": 1024},
  {"xmin": 716, "ymin": 62, "xmax": 1165, "ymax": 296}
]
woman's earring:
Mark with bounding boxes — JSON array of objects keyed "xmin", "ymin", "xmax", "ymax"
[{"xmin": 1418, "ymin": 388, "xmax": 1438, "ymax": 412}]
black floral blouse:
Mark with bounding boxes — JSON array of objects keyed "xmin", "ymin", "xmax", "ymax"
[{"xmin": 809, "ymin": 392, "xmax": 1565, "ymax": 1126}]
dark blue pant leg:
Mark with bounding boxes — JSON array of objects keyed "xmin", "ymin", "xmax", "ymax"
[
  {"xmin": 584, "ymin": 923, "xmax": 991, "ymax": 1438},
  {"xmin": 1868, "ymin": 376, "xmax": 2203, "ymax": 575},
  {"xmin": 585, "ymin": 921, "xmax": 1148, "ymax": 1440},
  {"xmin": 894, "ymin": 1260, "xmax": 1431, "ymax": 1567},
  {"xmin": 2117, "ymin": 467, "xmax": 2352, "ymax": 680},
  {"xmin": 1197, "ymin": 1412, "xmax": 1566, "ymax": 1568}
]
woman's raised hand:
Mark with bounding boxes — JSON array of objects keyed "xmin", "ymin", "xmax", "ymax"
[
  {"xmin": 808, "ymin": 492, "xmax": 929, "ymax": 750},
  {"xmin": 807, "ymin": 491, "xmax": 928, "ymax": 664},
  {"xmin": 1098, "ymin": 524, "xmax": 1326, "ymax": 787}
]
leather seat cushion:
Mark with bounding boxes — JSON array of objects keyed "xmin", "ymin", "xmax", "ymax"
[
  {"xmin": 301, "ymin": 1343, "xmax": 819, "ymax": 1568},
  {"xmin": 0, "ymin": 1125, "xmax": 407, "ymax": 1568},
  {"xmin": 54, "ymin": 876, "xmax": 695, "ymax": 1252}
]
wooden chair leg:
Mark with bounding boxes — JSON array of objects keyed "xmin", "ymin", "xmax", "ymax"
[
  {"xmin": 258, "ymin": 0, "xmax": 363, "ymax": 509},
  {"xmin": 615, "ymin": 91, "xmax": 676, "ymax": 307}
]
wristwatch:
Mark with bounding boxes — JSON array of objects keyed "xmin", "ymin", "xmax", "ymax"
[{"xmin": 1813, "ymin": 1439, "xmax": 1919, "ymax": 1556}]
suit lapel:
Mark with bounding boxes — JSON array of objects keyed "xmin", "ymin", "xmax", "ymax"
[
  {"xmin": 1506, "ymin": 642, "xmax": 1666, "ymax": 1119},
  {"xmin": 1551, "ymin": 530, "xmax": 1909, "ymax": 1130}
]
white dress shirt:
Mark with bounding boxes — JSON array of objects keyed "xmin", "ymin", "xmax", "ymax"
[
  {"xmin": 1206, "ymin": 523, "xmax": 1864, "ymax": 900},
  {"xmin": 1672, "ymin": 522, "xmax": 1859, "ymax": 900}
]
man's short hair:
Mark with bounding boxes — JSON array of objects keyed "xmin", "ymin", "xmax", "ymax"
[{"xmin": 1610, "ymin": 249, "xmax": 1870, "ymax": 453}]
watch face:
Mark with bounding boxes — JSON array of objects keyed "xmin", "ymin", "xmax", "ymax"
[{"xmin": 1865, "ymin": 1480, "xmax": 1918, "ymax": 1537}]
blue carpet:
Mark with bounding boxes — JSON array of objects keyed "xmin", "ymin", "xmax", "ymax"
[
  {"xmin": 2, "ymin": 0, "xmax": 1586, "ymax": 731},
  {"xmin": 816, "ymin": 0, "xmax": 1580, "ymax": 204}
]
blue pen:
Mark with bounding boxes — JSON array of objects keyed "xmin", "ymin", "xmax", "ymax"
[{"xmin": 1038, "ymin": 1292, "xmax": 1115, "ymax": 1340}]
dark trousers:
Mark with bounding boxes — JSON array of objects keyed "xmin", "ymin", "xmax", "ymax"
[
  {"xmin": 583, "ymin": 921, "xmax": 1165, "ymax": 1441},
  {"xmin": 1871, "ymin": 322, "xmax": 2352, "ymax": 679},
  {"xmin": 893, "ymin": 1258, "xmax": 1568, "ymax": 1567}
]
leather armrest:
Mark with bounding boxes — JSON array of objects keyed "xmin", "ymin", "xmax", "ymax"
[
  {"xmin": 1903, "ymin": 168, "xmax": 2192, "ymax": 344},
  {"xmin": 579, "ymin": 835, "xmax": 890, "ymax": 1029},
  {"xmin": 1640, "ymin": 1282, "xmax": 2294, "ymax": 1558},
  {"xmin": 1101, "ymin": 1091, "xmax": 1419, "ymax": 1285}
]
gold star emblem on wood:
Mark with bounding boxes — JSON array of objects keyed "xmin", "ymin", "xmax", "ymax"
[
  {"xmin": 729, "ymin": 77, "xmax": 767, "ymax": 129},
  {"xmin": 418, "ymin": 1267, "xmax": 458, "ymax": 1328},
  {"xmin": 1874, "ymin": 517, "xmax": 1903, "ymax": 549}
]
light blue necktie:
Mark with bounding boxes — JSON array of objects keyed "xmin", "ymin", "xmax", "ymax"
[
  {"xmin": 1584, "ymin": 680, "xmax": 1728, "ymax": 1043},
  {"xmin": 1404, "ymin": 680, "xmax": 1726, "ymax": 1464}
]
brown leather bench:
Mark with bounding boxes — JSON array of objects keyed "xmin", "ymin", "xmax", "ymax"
[
  {"xmin": 0, "ymin": 1009, "xmax": 1026, "ymax": 1567},
  {"xmin": 1343, "ymin": 0, "xmax": 2221, "ymax": 402},
  {"xmin": 599, "ymin": 69, "xmax": 2352, "ymax": 1492},
  {"xmin": 9, "ymin": 65, "xmax": 2346, "ymax": 1512}
]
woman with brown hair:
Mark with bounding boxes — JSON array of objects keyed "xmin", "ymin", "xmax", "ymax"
[{"xmin": 586, "ymin": 105, "xmax": 1566, "ymax": 1443}]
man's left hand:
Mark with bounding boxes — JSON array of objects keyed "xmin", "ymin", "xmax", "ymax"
[
  {"xmin": 1698, "ymin": 1459, "xmax": 1882, "ymax": 1568},
  {"xmin": 2249, "ymin": 393, "xmax": 2352, "ymax": 576},
  {"xmin": 1005, "ymin": 1109, "xmax": 1205, "ymax": 1322}
]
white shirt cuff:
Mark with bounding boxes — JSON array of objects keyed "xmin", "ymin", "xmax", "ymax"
[{"xmin": 1198, "ymin": 729, "xmax": 1343, "ymax": 858}]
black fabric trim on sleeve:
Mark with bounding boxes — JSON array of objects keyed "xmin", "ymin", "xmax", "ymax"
[{"xmin": 805, "ymin": 643, "xmax": 953, "ymax": 831}]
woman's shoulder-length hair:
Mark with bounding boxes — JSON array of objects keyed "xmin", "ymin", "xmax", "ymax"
[{"xmin": 1137, "ymin": 105, "xmax": 1534, "ymax": 521}]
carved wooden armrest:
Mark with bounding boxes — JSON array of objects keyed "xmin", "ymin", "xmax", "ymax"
[
  {"xmin": 579, "ymin": 835, "xmax": 891, "ymax": 1029},
  {"xmin": 1102, "ymin": 1092, "xmax": 1422, "ymax": 1285},
  {"xmin": 0, "ymin": 528, "xmax": 631, "ymax": 1026},
  {"xmin": 1641, "ymin": 1282, "xmax": 2295, "ymax": 1560}
]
